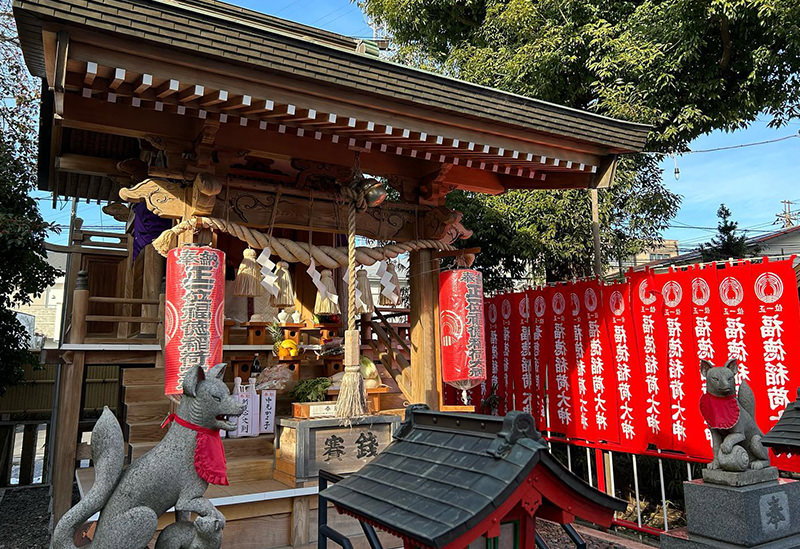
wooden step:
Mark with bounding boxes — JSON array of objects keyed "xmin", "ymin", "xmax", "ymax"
[
  {"xmin": 125, "ymin": 400, "xmax": 170, "ymax": 423},
  {"xmin": 130, "ymin": 434, "xmax": 274, "ymax": 461},
  {"xmin": 123, "ymin": 367, "xmax": 165, "ymax": 386},
  {"xmin": 124, "ymin": 384, "xmax": 169, "ymax": 403},
  {"xmin": 227, "ymin": 456, "xmax": 274, "ymax": 483},
  {"xmin": 127, "ymin": 421, "xmax": 167, "ymax": 443}
]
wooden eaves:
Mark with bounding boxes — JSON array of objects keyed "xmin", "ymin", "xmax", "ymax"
[{"xmin": 15, "ymin": 0, "xmax": 650, "ymax": 205}]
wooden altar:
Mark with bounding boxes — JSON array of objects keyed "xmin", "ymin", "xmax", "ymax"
[{"xmin": 14, "ymin": 0, "xmax": 649, "ymax": 546}]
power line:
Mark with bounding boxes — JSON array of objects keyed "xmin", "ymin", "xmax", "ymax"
[
  {"xmin": 687, "ymin": 133, "xmax": 800, "ymax": 154},
  {"xmin": 645, "ymin": 130, "xmax": 800, "ymax": 157}
]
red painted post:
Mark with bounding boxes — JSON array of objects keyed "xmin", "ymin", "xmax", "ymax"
[{"xmin": 594, "ymin": 448, "xmax": 606, "ymax": 493}]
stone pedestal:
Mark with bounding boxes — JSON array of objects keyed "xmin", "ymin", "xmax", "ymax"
[{"xmin": 661, "ymin": 475, "xmax": 800, "ymax": 548}]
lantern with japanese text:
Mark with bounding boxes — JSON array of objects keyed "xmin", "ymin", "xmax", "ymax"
[
  {"xmin": 439, "ymin": 269, "xmax": 487, "ymax": 404},
  {"xmin": 164, "ymin": 246, "xmax": 226, "ymax": 395}
]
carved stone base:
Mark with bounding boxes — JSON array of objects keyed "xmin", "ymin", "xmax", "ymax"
[
  {"xmin": 702, "ymin": 466, "xmax": 780, "ymax": 487},
  {"xmin": 661, "ymin": 478, "xmax": 800, "ymax": 548}
]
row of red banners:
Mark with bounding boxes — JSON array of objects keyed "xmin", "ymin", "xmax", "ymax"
[{"xmin": 458, "ymin": 258, "xmax": 800, "ymax": 467}]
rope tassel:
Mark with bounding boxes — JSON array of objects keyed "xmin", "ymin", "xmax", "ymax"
[{"xmin": 234, "ymin": 248, "xmax": 265, "ymax": 297}]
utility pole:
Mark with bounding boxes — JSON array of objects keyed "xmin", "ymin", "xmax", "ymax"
[{"xmin": 776, "ymin": 200, "xmax": 797, "ymax": 228}]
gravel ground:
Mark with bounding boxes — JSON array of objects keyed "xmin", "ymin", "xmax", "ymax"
[
  {"xmin": 0, "ymin": 486, "xmax": 53, "ymax": 549},
  {"xmin": 537, "ymin": 520, "xmax": 657, "ymax": 548},
  {"xmin": 0, "ymin": 486, "xmax": 654, "ymax": 549}
]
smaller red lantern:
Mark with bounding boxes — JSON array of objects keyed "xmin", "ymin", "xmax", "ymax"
[{"xmin": 439, "ymin": 269, "xmax": 487, "ymax": 404}]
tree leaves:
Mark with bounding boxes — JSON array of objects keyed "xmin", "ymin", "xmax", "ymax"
[
  {"xmin": 361, "ymin": 0, "xmax": 800, "ymax": 287},
  {"xmin": 0, "ymin": 1, "xmax": 59, "ymax": 394}
]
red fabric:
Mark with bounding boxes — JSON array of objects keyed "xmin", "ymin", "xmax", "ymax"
[
  {"xmin": 749, "ymin": 258, "xmax": 800, "ymax": 471},
  {"xmin": 655, "ymin": 268, "xmax": 711, "ymax": 459},
  {"xmin": 699, "ymin": 394, "xmax": 740, "ymax": 429},
  {"xmin": 482, "ymin": 296, "xmax": 502, "ymax": 414},
  {"xmin": 164, "ymin": 247, "xmax": 225, "ymax": 395},
  {"xmin": 688, "ymin": 264, "xmax": 726, "ymax": 364},
  {"xmin": 528, "ymin": 288, "xmax": 549, "ymax": 429},
  {"xmin": 497, "ymin": 293, "xmax": 511, "ymax": 415},
  {"xmin": 546, "ymin": 284, "xmax": 576, "ymax": 436},
  {"xmin": 162, "ymin": 414, "xmax": 229, "ymax": 486},
  {"xmin": 508, "ymin": 292, "xmax": 527, "ymax": 412},
  {"xmin": 439, "ymin": 270, "xmax": 487, "ymax": 392},
  {"xmin": 629, "ymin": 269, "xmax": 672, "ymax": 449},
  {"xmin": 567, "ymin": 280, "xmax": 594, "ymax": 442},
  {"xmin": 602, "ymin": 281, "xmax": 648, "ymax": 453}
]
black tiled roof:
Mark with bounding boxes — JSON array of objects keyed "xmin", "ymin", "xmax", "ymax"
[
  {"xmin": 321, "ymin": 406, "xmax": 625, "ymax": 548},
  {"xmin": 14, "ymin": 0, "xmax": 651, "ymax": 153},
  {"xmin": 763, "ymin": 388, "xmax": 800, "ymax": 455}
]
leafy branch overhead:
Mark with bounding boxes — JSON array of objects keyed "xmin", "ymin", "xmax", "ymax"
[
  {"xmin": 362, "ymin": 0, "xmax": 800, "ymax": 287},
  {"xmin": 0, "ymin": 1, "xmax": 59, "ymax": 394}
]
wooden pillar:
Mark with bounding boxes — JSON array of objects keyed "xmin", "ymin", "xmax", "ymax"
[
  {"xmin": 409, "ymin": 250, "xmax": 439, "ymax": 409},
  {"xmin": 140, "ymin": 245, "xmax": 165, "ymax": 337},
  {"xmin": 51, "ymin": 270, "xmax": 89, "ymax": 523},
  {"xmin": 18, "ymin": 424, "xmax": 37, "ymax": 485},
  {"xmin": 0, "ymin": 425, "xmax": 13, "ymax": 486},
  {"xmin": 290, "ymin": 495, "xmax": 310, "ymax": 546},
  {"xmin": 590, "ymin": 188, "xmax": 602, "ymax": 277}
]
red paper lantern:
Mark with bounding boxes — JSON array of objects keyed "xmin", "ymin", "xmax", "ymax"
[
  {"xmin": 164, "ymin": 246, "xmax": 226, "ymax": 395},
  {"xmin": 439, "ymin": 269, "xmax": 487, "ymax": 404}
]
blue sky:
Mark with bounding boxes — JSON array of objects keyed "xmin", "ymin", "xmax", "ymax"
[{"xmin": 35, "ymin": 0, "xmax": 800, "ymax": 250}]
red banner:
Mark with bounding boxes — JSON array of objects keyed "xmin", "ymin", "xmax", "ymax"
[
  {"xmin": 718, "ymin": 262, "xmax": 761, "ymax": 388},
  {"xmin": 478, "ymin": 259, "xmax": 800, "ymax": 472},
  {"xmin": 530, "ymin": 288, "xmax": 550, "ymax": 429},
  {"xmin": 567, "ymin": 281, "xmax": 593, "ymax": 441},
  {"xmin": 164, "ymin": 246, "xmax": 225, "ymax": 395},
  {"xmin": 603, "ymin": 281, "xmax": 648, "ymax": 453},
  {"xmin": 484, "ymin": 296, "xmax": 501, "ymax": 413},
  {"xmin": 547, "ymin": 285, "xmax": 576, "ymax": 436},
  {"xmin": 688, "ymin": 264, "xmax": 726, "ymax": 365},
  {"xmin": 498, "ymin": 293, "xmax": 513, "ymax": 415},
  {"xmin": 515, "ymin": 292, "xmax": 534, "ymax": 415},
  {"xmin": 749, "ymin": 258, "xmax": 800, "ymax": 469},
  {"xmin": 629, "ymin": 269, "xmax": 672, "ymax": 449},
  {"xmin": 657, "ymin": 268, "xmax": 711, "ymax": 458},
  {"xmin": 585, "ymin": 282, "xmax": 620, "ymax": 445}
]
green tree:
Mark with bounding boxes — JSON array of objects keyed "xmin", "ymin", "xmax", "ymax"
[
  {"xmin": 362, "ymin": 0, "xmax": 800, "ymax": 287},
  {"xmin": 698, "ymin": 204, "xmax": 755, "ymax": 261},
  {"xmin": 0, "ymin": 4, "xmax": 59, "ymax": 394}
]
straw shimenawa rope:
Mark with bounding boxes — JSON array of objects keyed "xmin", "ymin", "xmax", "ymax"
[
  {"xmin": 152, "ymin": 216, "xmax": 455, "ymax": 267},
  {"xmin": 335, "ymin": 200, "xmax": 367, "ymax": 419}
]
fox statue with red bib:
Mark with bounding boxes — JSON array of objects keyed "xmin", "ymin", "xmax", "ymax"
[
  {"xmin": 51, "ymin": 363, "xmax": 244, "ymax": 549},
  {"xmin": 700, "ymin": 358, "xmax": 770, "ymax": 472}
]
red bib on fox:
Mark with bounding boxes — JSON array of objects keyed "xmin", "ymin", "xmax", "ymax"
[
  {"xmin": 699, "ymin": 394, "xmax": 740, "ymax": 430},
  {"xmin": 162, "ymin": 414, "xmax": 229, "ymax": 485}
]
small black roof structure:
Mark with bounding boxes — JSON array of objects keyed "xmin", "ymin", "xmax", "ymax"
[
  {"xmin": 762, "ymin": 387, "xmax": 800, "ymax": 455},
  {"xmin": 321, "ymin": 405, "xmax": 625, "ymax": 549}
]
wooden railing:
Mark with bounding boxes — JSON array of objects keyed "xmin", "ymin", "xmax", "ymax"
[
  {"xmin": 366, "ymin": 307, "xmax": 412, "ymax": 401},
  {"xmin": 0, "ymin": 420, "xmax": 49, "ymax": 487},
  {"xmin": 82, "ymin": 288, "xmax": 164, "ymax": 344}
]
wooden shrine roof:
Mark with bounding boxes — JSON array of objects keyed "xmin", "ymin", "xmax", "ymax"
[
  {"xmin": 321, "ymin": 406, "xmax": 625, "ymax": 548},
  {"xmin": 16, "ymin": 0, "xmax": 649, "ymax": 152},
  {"xmin": 15, "ymin": 0, "xmax": 652, "ymax": 203}
]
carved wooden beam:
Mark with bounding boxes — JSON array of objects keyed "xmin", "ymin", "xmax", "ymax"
[{"xmin": 119, "ymin": 176, "xmax": 471, "ymax": 243}]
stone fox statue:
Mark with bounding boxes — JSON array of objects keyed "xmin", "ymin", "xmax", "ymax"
[
  {"xmin": 700, "ymin": 358, "xmax": 770, "ymax": 472},
  {"xmin": 51, "ymin": 363, "xmax": 245, "ymax": 549}
]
